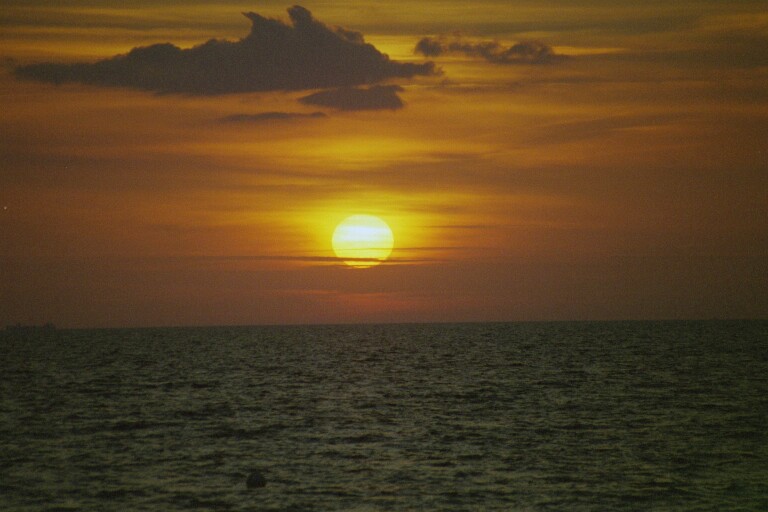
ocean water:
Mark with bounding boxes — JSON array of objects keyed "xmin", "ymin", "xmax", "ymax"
[{"xmin": 1, "ymin": 321, "xmax": 767, "ymax": 511}]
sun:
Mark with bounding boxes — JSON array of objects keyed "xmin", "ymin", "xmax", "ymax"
[{"xmin": 332, "ymin": 215, "xmax": 394, "ymax": 267}]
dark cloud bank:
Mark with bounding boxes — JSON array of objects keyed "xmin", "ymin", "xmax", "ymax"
[
  {"xmin": 415, "ymin": 37, "xmax": 567, "ymax": 64},
  {"xmin": 15, "ymin": 5, "xmax": 435, "ymax": 95}
]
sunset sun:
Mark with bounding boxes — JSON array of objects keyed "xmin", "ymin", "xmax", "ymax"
[{"xmin": 332, "ymin": 215, "xmax": 394, "ymax": 267}]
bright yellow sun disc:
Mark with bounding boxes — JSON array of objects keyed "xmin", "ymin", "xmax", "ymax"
[{"xmin": 332, "ymin": 215, "xmax": 394, "ymax": 267}]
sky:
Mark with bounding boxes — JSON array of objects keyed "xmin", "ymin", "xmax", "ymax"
[{"xmin": 1, "ymin": 1, "xmax": 767, "ymax": 328}]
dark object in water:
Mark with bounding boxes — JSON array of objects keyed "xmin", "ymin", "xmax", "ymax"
[{"xmin": 246, "ymin": 471, "xmax": 266, "ymax": 489}]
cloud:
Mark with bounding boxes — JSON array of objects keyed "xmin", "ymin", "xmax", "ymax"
[
  {"xmin": 299, "ymin": 85, "xmax": 405, "ymax": 111},
  {"xmin": 15, "ymin": 5, "xmax": 436, "ymax": 94},
  {"xmin": 220, "ymin": 111, "xmax": 326, "ymax": 123},
  {"xmin": 415, "ymin": 36, "xmax": 568, "ymax": 64},
  {"xmin": 140, "ymin": 254, "xmax": 430, "ymax": 265}
]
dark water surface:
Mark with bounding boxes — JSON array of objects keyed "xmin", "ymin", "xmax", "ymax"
[{"xmin": 2, "ymin": 321, "xmax": 767, "ymax": 511}]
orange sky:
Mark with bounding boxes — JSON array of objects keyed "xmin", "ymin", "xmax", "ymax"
[{"xmin": 1, "ymin": 1, "xmax": 767, "ymax": 327}]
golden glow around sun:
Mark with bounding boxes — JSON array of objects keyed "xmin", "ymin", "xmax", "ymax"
[{"xmin": 332, "ymin": 215, "xmax": 394, "ymax": 267}]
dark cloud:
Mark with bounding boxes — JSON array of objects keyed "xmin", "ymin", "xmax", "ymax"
[
  {"xmin": 220, "ymin": 111, "xmax": 326, "ymax": 123},
  {"xmin": 415, "ymin": 36, "xmax": 567, "ymax": 64},
  {"xmin": 15, "ymin": 5, "xmax": 436, "ymax": 94},
  {"xmin": 299, "ymin": 85, "xmax": 404, "ymax": 111}
]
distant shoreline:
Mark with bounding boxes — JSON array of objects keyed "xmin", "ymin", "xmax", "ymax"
[{"xmin": 5, "ymin": 323, "xmax": 56, "ymax": 332}]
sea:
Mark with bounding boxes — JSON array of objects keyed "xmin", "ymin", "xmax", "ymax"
[{"xmin": 1, "ymin": 321, "xmax": 766, "ymax": 511}]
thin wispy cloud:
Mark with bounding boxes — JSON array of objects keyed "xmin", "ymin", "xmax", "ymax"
[
  {"xmin": 415, "ymin": 36, "xmax": 568, "ymax": 64},
  {"xmin": 133, "ymin": 254, "xmax": 436, "ymax": 265},
  {"xmin": 299, "ymin": 85, "xmax": 405, "ymax": 111},
  {"xmin": 219, "ymin": 112, "xmax": 326, "ymax": 123}
]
